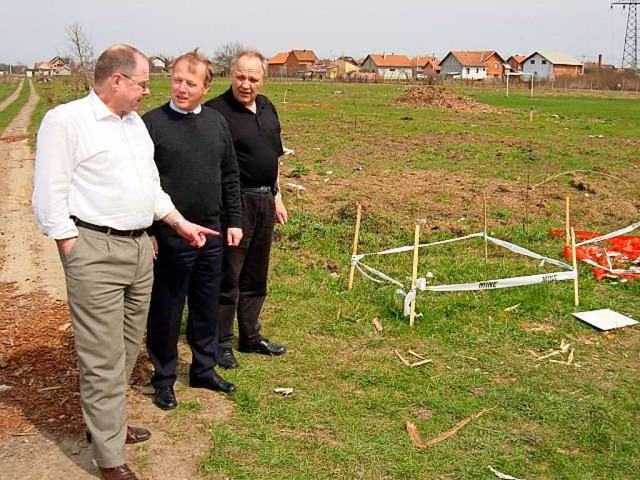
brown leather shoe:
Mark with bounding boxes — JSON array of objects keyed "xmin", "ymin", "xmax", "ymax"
[
  {"xmin": 99, "ymin": 464, "xmax": 138, "ymax": 480},
  {"xmin": 86, "ymin": 425, "xmax": 151, "ymax": 444}
]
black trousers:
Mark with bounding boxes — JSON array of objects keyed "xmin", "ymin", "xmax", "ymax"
[
  {"xmin": 218, "ymin": 191, "xmax": 275, "ymax": 349},
  {"xmin": 147, "ymin": 233, "xmax": 223, "ymax": 387}
]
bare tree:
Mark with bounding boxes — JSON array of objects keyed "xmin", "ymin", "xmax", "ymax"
[
  {"xmin": 65, "ymin": 23, "xmax": 95, "ymax": 91},
  {"xmin": 213, "ymin": 42, "xmax": 245, "ymax": 76}
]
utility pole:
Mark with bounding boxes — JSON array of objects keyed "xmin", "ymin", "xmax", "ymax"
[{"xmin": 612, "ymin": 1, "xmax": 640, "ymax": 69}]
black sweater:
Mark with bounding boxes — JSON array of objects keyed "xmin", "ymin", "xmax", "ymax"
[
  {"xmin": 143, "ymin": 103, "xmax": 242, "ymax": 233},
  {"xmin": 205, "ymin": 89, "xmax": 284, "ymax": 188}
]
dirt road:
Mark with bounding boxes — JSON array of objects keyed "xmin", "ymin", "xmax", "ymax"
[{"xmin": 0, "ymin": 81, "xmax": 232, "ymax": 480}]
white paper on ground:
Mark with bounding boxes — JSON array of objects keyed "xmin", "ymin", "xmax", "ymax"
[{"xmin": 573, "ymin": 309, "xmax": 638, "ymax": 331}]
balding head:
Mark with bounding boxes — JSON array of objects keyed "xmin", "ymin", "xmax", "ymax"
[{"xmin": 94, "ymin": 44, "xmax": 147, "ymax": 85}]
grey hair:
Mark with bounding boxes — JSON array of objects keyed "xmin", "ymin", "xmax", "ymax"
[{"xmin": 230, "ymin": 49, "xmax": 268, "ymax": 77}]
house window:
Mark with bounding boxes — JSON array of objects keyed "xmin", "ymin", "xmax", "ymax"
[
  {"xmin": 542, "ymin": 60, "xmax": 547, "ymax": 65},
  {"xmin": 389, "ymin": 68, "xmax": 396, "ymax": 71},
  {"xmin": 466, "ymin": 68, "xmax": 470, "ymax": 74},
  {"xmin": 530, "ymin": 60, "xmax": 535, "ymax": 64}
]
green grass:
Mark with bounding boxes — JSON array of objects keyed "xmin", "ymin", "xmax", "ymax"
[
  {"xmin": 0, "ymin": 79, "xmax": 29, "ymax": 133},
  {"xmin": 32, "ymin": 76, "xmax": 640, "ymax": 479},
  {"xmin": 0, "ymin": 78, "xmax": 20, "ymax": 103}
]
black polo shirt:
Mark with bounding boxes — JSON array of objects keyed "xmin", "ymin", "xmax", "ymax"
[{"xmin": 205, "ymin": 88, "xmax": 284, "ymax": 189}]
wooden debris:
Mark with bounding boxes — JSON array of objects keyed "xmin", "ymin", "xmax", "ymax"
[
  {"xmin": 504, "ymin": 304, "xmax": 520, "ymax": 312},
  {"xmin": 405, "ymin": 420, "xmax": 426, "ymax": 448},
  {"xmin": 408, "ymin": 350, "xmax": 427, "ymax": 360},
  {"xmin": 409, "ymin": 359, "xmax": 432, "ymax": 368},
  {"xmin": 421, "ymin": 407, "xmax": 496, "ymax": 449},
  {"xmin": 372, "ymin": 318, "xmax": 383, "ymax": 332},
  {"xmin": 395, "ymin": 350, "xmax": 410, "ymax": 366},
  {"xmin": 37, "ymin": 386, "xmax": 63, "ymax": 393}
]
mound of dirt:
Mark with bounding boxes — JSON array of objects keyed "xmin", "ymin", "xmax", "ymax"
[{"xmin": 395, "ymin": 87, "xmax": 501, "ymax": 113}]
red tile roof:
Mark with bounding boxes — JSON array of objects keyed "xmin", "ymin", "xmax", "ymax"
[
  {"xmin": 508, "ymin": 55, "xmax": 527, "ymax": 65},
  {"xmin": 291, "ymin": 50, "xmax": 317, "ymax": 62},
  {"xmin": 412, "ymin": 56, "xmax": 439, "ymax": 68},
  {"xmin": 447, "ymin": 51, "xmax": 504, "ymax": 67},
  {"xmin": 269, "ymin": 52, "xmax": 289, "ymax": 65},
  {"xmin": 367, "ymin": 54, "xmax": 414, "ymax": 67}
]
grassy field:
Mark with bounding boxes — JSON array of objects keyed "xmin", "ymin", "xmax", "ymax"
[
  {"xmin": 0, "ymin": 77, "xmax": 20, "ymax": 103},
  {"xmin": 30, "ymin": 78, "xmax": 639, "ymax": 479},
  {"xmin": 0, "ymin": 79, "xmax": 28, "ymax": 133}
]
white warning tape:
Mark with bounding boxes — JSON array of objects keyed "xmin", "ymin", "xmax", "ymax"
[
  {"xmin": 419, "ymin": 270, "xmax": 577, "ymax": 292},
  {"xmin": 576, "ymin": 221, "xmax": 640, "ymax": 247}
]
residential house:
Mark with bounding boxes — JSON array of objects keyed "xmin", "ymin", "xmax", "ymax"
[
  {"xmin": 32, "ymin": 55, "xmax": 71, "ymax": 77},
  {"xmin": 359, "ymin": 54, "xmax": 413, "ymax": 80},
  {"xmin": 440, "ymin": 51, "xmax": 505, "ymax": 80},
  {"xmin": 412, "ymin": 55, "xmax": 440, "ymax": 78},
  {"xmin": 327, "ymin": 58, "xmax": 360, "ymax": 80},
  {"xmin": 268, "ymin": 52, "xmax": 289, "ymax": 77},
  {"xmin": 521, "ymin": 52, "xmax": 583, "ymax": 80},
  {"xmin": 506, "ymin": 55, "xmax": 526, "ymax": 72},
  {"xmin": 286, "ymin": 49, "xmax": 318, "ymax": 78}
]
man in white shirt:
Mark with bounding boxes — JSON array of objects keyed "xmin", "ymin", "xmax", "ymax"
[{"xmin": 32, "ymin": 44, "xmax": 216, "ymax": 480}]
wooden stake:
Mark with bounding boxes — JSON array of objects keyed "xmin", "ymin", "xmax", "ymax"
[
  {"xmin": 483, "ymin": 193, "xmax": 488, "ymax": 262},
  {"xmin": 571, "ymin": 227, "xmax": 579, "ymax": 307},
  {"xmin": 529, "ymin": 110, "xmax": 534, "ymax": 123},
  {"xmin": 409, "ymin": 223, "xmax": 421, "ymax": 327},
  {"xmin": 348, "ymin": 203, "xmax": 363, "ymax": 290},
  {"xmin": 564, "ymin": 196, "xmax": 570, "ymax": 246}
]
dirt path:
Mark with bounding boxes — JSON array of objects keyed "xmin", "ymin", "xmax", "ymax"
[
  {"xmin": 0, "ymin": 81, "xmax": 232, "ymax": 480},
  {"xmin": 0, "ymin": 79, "xmax": 24, "ymax": 112}
]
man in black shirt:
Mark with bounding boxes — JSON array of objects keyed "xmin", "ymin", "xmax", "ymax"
[
  {"xmin": 144, "ymin": 50, "xmax": 242, "ymax": 409},
  {"xmin": 205, "ymin": 50, "xmax": 287, "ymax": 369}
]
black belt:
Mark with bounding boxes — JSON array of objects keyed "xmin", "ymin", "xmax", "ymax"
[
  {"xmin": 72, "ymin": 217, "xmax": 147, "ymax": 238},
  {"xmin": 242, "ymin": 186, "xmax": 273, "ymax": 194}
]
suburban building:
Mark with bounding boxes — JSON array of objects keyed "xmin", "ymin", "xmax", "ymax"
[
  {"xmin": 412, "ymin": 55, "xmax": 441, "ymax": 78},
  {"xmin": 506, "ymin": 55, "xmax": 527, "ymax": 72},
  {"xmin": 31, "ymin": 56, "xmax": 71, "ymax": 77},
  {"xmin": 327, "ymin": 58, "xmax": 360, "ymax": 80},
  {"xmin": 286, "ymin": 49, "xmax": 318, "ymax": 78},
  {"xmin": 521, "ymin": 52, "xmax": 583, "ymax": 79},
  {"xmin": 359, "ymin": 54, "xmax": 413, "ymax": 80},
  {"xmin": 267, "ymin": 49, "xmax": 318, "ymax": 78},
  {"xmin": 268, "ymin": 52, "xmax": 289, "ymax": 77},
  {"xmin": 440, "ymin": 51, "xmax": 506, "ymax": 80}
]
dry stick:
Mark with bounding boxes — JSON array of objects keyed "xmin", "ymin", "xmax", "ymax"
[
  {"xmin": 483, "ymin": 193, "xmax": 488, "ymax": 262},
  {"xmin": 421, "ymin": 406, "xmax": 496, "ymax": 449},
  {"xmin": 530, "ymin": 170, "xmax": 629, "ymax": 190},
  {"xmin": 348, "ymin": 203, "xmax": 363, "ymax": 290},
  {"xmin": 408, "ymin": 350, "xmax": 427, "ymax": 360},
  {"xmin": 409, "ymin": 223, "xmax": 421, "ymax": 327},
  {"xmin": 395, "ymin": 350, "xmax": 411, "ymax": 366},
  {"xmin": 565, "ymin": 196, "xmax": 571, "ymax": 246},
  {"xmin": 571, "ymin": 227, "xmax": 580, "ymax": 307},
  {"xmin": 410, "ymin": 359, "xmax": 433, "ymax": 368}
]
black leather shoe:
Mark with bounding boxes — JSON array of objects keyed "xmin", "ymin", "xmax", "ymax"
[
  {"xmin": 99, "ymin": 464, "xmax": 139, "ymax": 480},
  {"xmin": 238, "ymin": 338, "xmax": 287, "ymax": 356},
  {"xmin": 190, "ymin": 370, "xmax": 236, "ymax": 393},
  {"xmin": 218, "ymin": 347, "xmax": 239, "ymax": 369},
  {"xmin": 86, "ymin": 425, "xmax": 151, "ymax": 444},
  {"xmin": 153, "ymin": 386, "xmax": 178, "ymax": 410}
]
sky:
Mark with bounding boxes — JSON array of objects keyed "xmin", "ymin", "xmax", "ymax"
[{"xmin": 1, "ymin": 1, "xmax": 629, "ymax": 67}]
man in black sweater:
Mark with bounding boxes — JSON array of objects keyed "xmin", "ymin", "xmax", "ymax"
[
  {"xmin": 205, "ymin": 50, "xmax": 287, "ymax": 369},
  {"xmin": 143, "ymin": 50, "xmax": 242, "ymax": 410}
]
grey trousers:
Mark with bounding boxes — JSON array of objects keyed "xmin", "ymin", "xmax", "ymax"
[{"xmin": 61, "ymin": 227, "xmax": 153, "ymax": 468}]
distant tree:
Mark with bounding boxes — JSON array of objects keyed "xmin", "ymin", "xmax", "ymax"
[
  {"xmin": 65, "ymin": 23, "xmax": 95, "ymax": 91},
  {"xmin": 213, "ymin": 42, "xmax": 245, "ymax": 76}
]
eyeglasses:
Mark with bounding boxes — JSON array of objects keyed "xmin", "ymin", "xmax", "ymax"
[{"xmin": 119, "ymin": 72, "xmax": 150, "ymax": 91}]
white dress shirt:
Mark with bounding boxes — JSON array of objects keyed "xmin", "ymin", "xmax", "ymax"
[{"xmin": 32, "ymin": 90, "xmax": 175, "ymax": 239}]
